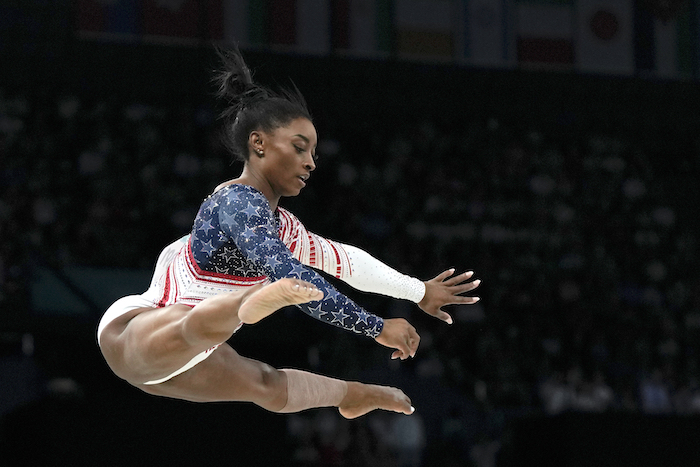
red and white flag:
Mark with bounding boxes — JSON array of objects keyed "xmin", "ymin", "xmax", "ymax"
[
  {"xmin": 575, "ymin": 0, "xmax": 634, "ymax": 76},
  {"xmin": 515, "ymin": 0, "xmax": 574, "ymax": 68}
]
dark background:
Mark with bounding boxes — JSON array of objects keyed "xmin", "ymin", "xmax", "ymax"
[{"xmin": 2, "ymin": 1, "xmax": 700, "ymax": 466}]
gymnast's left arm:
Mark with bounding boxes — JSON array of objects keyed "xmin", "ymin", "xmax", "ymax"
[
  {"xmin": 338, "ymin": 244, "xmax": 481, "ymax": 324},
  {"xmin": 277, "ymin": 209, "xmax": 481, "ymax": 324}
]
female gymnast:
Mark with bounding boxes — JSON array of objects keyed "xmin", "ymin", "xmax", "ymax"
[{"xmin": 97, "ymin": 47, "xmax": 480, "ymax": 419}]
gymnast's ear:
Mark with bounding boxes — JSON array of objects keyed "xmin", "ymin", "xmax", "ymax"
[{"xmin": 249, "ymin": 131, "xmax": 264, "ymax": 157}]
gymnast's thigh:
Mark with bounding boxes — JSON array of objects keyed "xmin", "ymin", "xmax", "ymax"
[
  {"xmin": 100, "ymin": 303, "xmax": 205, "ymax": 385},
  {"xmin": 137, "ymin": 343, "xmax": 287, "ymax": 407}
]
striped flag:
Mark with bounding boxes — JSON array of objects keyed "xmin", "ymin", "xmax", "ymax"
[
  {"xmin": 331, "ymin": 0, "xmax": 393, "ymax": 57},
  {"xmin": 575, "ymin": 0, "xmax": 634, "ymax": 76},
  {"xmin": 223, "ymin": 0, "xmax": 268, "ymax": 47},
  {"xmin": 516, "ymin": 0, "xmax": 574, "ymax": 67},
  {"xmin": 76, "ymin": 0, "xmax": 139, "ymax": 37},
  {"xmin": 224, "ymin": 0, "xmax": 330, "ymax": 54},
  {"xmin": 269, "ymin": 0, "xmax": 297, "ymax": 45},
  {"xmin": 394, "ymin": 0, "xmax": 456, "ymax": 60},
  {"xmin": 461, "ymin": 0, "xmax": 516, "ymax": 68},
  {"xmin": 267, "ymin": 0, "xmax": 331, "ymax": 54},
  {"xmin": 142, "ymin": 0, "xmax": 223, "ymax": 42},
  {"xmin": 295, "ymin": 0, "xmax": 331, "ymax": 54},
  {"xmin": 634, "ymin": 0, "xmax": 696, "ymax": 79},
  {"xmin": 653, "ymin": 13, "xmax": 683, "ymax": 78}
]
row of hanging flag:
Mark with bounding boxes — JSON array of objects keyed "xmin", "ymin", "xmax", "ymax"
[{"xmin": 76, "ymin": 0, "xmax": 700, "ymax": 81}]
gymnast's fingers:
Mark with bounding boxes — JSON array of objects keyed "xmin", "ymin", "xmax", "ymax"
[
  {"xmin": 450, "ymin": 279, "xmax": 481, "ymax": 295},
  {"xmin": 443, "ymin": 270, "xmax": 475, "ymax": 286}
]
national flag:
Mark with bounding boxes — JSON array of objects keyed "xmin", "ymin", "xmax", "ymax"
[
  {"xmin": 267, "ymin": 0, "xmax": 331, "ymax": 54},
  {"xmin": 635, "ymin": 0, "xmax": 696, "ymax": 80},
  {"xmin": 635, "ymin": 2, "xmax": 699, "ymax": 79},
  {"xmin": 461, "ymin": 0, "xmax": 516, "ymax": 68},
  {"xmin": 653, "ymin": 13, "xmax": 682, "ymax": 78},
  {"xmin": 331, "ymin": 0, "xmax": 393, "ymax": 57},
  {"xmin": 223, "ymin": 0, "xmax": 268, "ymax": 47},
  {"xmin": 394, "ymin": 0, "xmax": 456, "ymax": 60},
  {"xmin": 226, "ymin": 0, "xmax": 330, "ymax": 54},
  {"xmin": 294, "ymin": 0, "xmax": 332, "ymax": 54},
  {"xmin": 575, "ymin": 0, "xmax": 634, "ymax": 76},
  {"xmin": 142, "ymin": 0, "xmax": 223, "ymax": 42},
  {"xmin": 515, "ymin": 0, "xmax": 574, "ymax": 67},
  {"xmin": 331, "ymin": 0, "xmax": 351, "ymax": 49},
  {"xmin": 76, "ymin": 0, "xmax": 139, "ymax": 36},
  {"xmin": 689, "ymin": 0, "xmax": 700, "ymax": 79},
  {"xmin": 269, "ymin": 0, "xmax": 297, "ymax": 45}
]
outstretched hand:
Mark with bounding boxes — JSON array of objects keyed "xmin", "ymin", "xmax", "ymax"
[
  {"xmin": 418, "ymin": 269, "xmax": 481, "ymax": 324},
  {"xmin": 375, "ymin": 318, "xmax": 420, "ymax": 360}
]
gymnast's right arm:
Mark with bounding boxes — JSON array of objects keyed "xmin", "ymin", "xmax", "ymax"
[
  {"xmin": 215, "ymin": 186, "xmax": 419, "ymax": 358},
  {"xmin": 215, "ymin": 187, "xmax": 383, "ymax": 334},
  {"xmin": 215, "ymin": 188, "xmax": 419, "ymax": 358}
]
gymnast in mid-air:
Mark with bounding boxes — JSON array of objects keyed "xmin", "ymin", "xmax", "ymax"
[{"xmin": 97, "ymin": 46, "xmax": 480, "ymax": 418}]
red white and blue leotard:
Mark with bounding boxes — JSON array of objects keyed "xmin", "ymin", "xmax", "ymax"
[
  {"xmin": 144, "ymin": 184, "xmax": 426, "ymax": 339},
  {"xmin": 98, "ymin": 183, "xmax": 425, "ymax": 384}
]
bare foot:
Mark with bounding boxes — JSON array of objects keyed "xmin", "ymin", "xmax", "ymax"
[
  {"xmin": 238, "ymin": 278, "xmax": 324, "ymax": 324},
  {"xmin": 338, "ymin": 381, "xmax": 414, "ymax": 419}
]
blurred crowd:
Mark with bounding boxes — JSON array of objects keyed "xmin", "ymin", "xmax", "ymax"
[{"xmin": 2, "ymin": 59, "xmax": 700, "ymax": 466}]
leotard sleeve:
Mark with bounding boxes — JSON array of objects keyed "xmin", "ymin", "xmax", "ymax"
[
  {"xmin": 277, "ymin": 208, "xmax": 426, "ymax": 302},
  {"xmin": 217, "ymin": 186, "xmax": 384, "ymax": 338}
]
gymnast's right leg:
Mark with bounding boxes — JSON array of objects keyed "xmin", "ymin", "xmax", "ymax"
[{"xmin": 99, "ymin": 278, "xmax": 324, "ymax": 386}]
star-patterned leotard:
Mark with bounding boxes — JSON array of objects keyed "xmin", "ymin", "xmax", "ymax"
[
  {"xmin": 145, "ymin": 184, "xmax": 425, "ymax": 339},
  {"xmin": 99, "ymin": 183, "xmax": 426, "ymax": 384},
  {"xmin": 193, "ymin": 183, "xmax": 383, "ymax": 337}
]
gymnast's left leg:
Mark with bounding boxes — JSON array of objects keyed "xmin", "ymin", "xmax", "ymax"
[
  {"xmin": 139, "ymin": 343, "xmax": 415, "ymax": 419},
  {"xmin": 136, "ymin": 276, "xmax": 414, "ymax": 418}
]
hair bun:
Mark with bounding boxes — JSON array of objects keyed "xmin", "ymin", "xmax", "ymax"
[
  {"xmin": 213, "ymin": 45, "xmax": 259, "ymax": 116},
  {"xmin": 213, "ymin": 45, "xmax": 312, "ymax": 163}
]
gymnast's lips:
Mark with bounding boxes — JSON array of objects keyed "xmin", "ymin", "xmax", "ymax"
[{"xmin": 297, "ymin": 174, "xmax": 310, "ymax": 186}]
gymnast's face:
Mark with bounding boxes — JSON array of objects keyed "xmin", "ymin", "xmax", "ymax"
[{"xmin": 252, "ymin": 117, "xmax": 318, "ymax": 198}]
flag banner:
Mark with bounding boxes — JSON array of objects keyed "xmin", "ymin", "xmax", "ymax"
[
  {"xmin": 223, "ymin": 0, "xmax": 250, "ymax": 46},
  {"xmin": 634, "ymin": 1, "xmax": 655, "ymax": 72},
  {"xmin": 677, "ymin": 0, "xmax": 696, "ymax": 79},
  {"xmin": 142, "ymin": 0, "xmax": 223, "ymax": 42},
  {"xmin": 331, "ymin": 0, "xmax": 351, "ymax": 49},
  {"xmin": 394, "ymin": 0, "xmax": 455, "ymax": 59},
  {"xmin": 225, "ymin": 0, "xmax": 330, "ymax": 54},
  {"xmin": 655, "ymin": 15, "xmax": 680, "ymax": 78},
  {"xmin": 295, "ymin": 0, "xmax": 331, "ymax": 55},
  {"xmin": 576, "ymin": 0, "xmax": 634, "ymax": 76},
  {"xmin": 269, "ymin": 0, "xmax": 296, "ymax": 45},
  {"xmin": 653, "ymin": 2, "xmax": 695, "ymax": 80},
  {"xmin": 461, "ymin": 0, "xmax": 515, "ymax": 68},
  {"xmin": 77, "ymin": 0, "xmax": 139, "ymax": 37},
  {"xmin": 75, "ymin": 0, "xmax": 700, "ymax": 81},
  {"xmin": 223, "ymin": 0, "xmax": 268, "ymax": 47},
  {"xmin": 635, "ymin": 0, "xmax": 695, "ymax": 80},
  {"xmin": 516, "ymin": 0, "xmax": 574, "ymax": 66},
  {"xmin": 332, "ymin": 0, "xmax": 393, "ymax": 57}
]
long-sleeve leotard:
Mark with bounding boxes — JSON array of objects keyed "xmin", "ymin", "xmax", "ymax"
[
  {"xmin": 211, "ymin": 184, "xmax": 385, "ymax": 337},
  {"xmin": 148, "ymin": 184, "xmax": 425, "ymax": 339}
]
